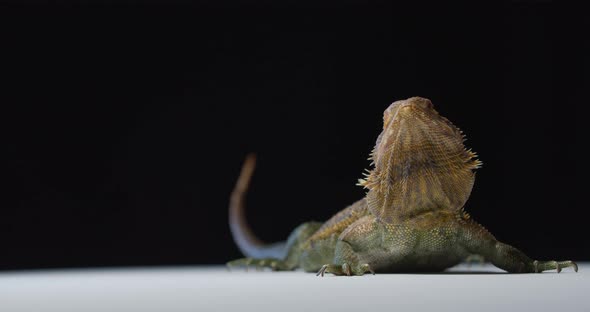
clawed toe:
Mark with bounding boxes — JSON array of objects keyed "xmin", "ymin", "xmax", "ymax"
[
  {"xmin": 316, "ymin": 263, "xmax": 375, "ymax": 277},
  {"xmin": 316, "ymin": 265, "xmax": 328, "ymax": 277},
  {"xmin": 342, "ymin": 263, "xmax": 351, "ymax": 276},
  {"xmin": 227, "ymin": 258, "xmax": 287, "ymax": 271},
  {"xmin": 226, "ymin": 258, "xmax": 252, "ymax": 271},
  {"xmin": 361, "ymin": 263, "xmax": 375, "ymax": 275},
  {"xmin": 533, "ymin": 260, "xmax": 578, "ymax": 273},
  {"xmin": 316, "ymin": 264, "xmax": 348, "ymax": 277}
]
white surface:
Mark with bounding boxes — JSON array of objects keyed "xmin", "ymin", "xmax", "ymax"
[{"xmin": 0, "ymin": 263, "xmax": 588, "ymax": 312}]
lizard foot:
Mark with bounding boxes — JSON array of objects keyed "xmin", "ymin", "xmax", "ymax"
[
  {"xmin": 532, "ymin": 260, "xmax": 578, "ymax": 273},
  {"xmin": 226, "ymin": 258, "xmax": 290, "ymax": 271},
  {"xmin": 316, "ymin": 263, "xmax": 375, "ymax": 277}
]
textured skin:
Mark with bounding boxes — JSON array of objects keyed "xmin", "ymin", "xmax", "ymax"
[{"xmin": 228, "ymin": 97, "xmax": 577, "ymax": 276}]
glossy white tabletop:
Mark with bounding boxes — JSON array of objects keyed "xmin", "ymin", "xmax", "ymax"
[{"xmin": 1, "ymin": 263, "xmax": 588, "ymax": 312}]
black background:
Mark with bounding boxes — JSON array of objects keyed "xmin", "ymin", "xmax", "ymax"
[{"xmin": 2, "ymin": 1, "xmax": 586, "ymax": 270}]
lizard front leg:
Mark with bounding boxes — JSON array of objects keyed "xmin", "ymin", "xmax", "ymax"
[
  {"xmin": 316, "ymin": 216, "xmax": 384, "ymax": 277},
  {"xmin": 316, "ymin": 241, "xmax": 375, "ymax": 276},
  {"xmin": 459, "ymin": 220, "xmax": 578, "ymax": 273}
]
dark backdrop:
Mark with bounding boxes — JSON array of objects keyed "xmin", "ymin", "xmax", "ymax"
[{"xmin": 2, "ymin": 1, "xmax": 586, "ymax": 270}]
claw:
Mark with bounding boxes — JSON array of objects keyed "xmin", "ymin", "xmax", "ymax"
[
  {"xmin": 342, "ymin": 263, "xmax": 351, "ymax": 276},
  {"xmin": 558, "ymin": 261, "xmax": 578, "ymax": 273},
  {"xmin": 316, "ymin": 263, "xmax": 373, "ymax": 276},
  {"xmin": 361, "ymin": 263, "xmax": 375, "ymax": 275},
  {"xmin": 570, "ymin": 261, "xmax": 579, "ymax": 273},
  {"xmin": 316, "ymin": 265, "xmax": 328, "ymax": 277}
]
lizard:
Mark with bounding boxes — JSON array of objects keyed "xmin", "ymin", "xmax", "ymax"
[{"xmin": 227, "ymin": 96, "xmax": 578, "ymax": 276}]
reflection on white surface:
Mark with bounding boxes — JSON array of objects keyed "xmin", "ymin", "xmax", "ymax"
[{"xmin": 0, "ymin": 263, "xmax": 588, "ymax": 312}]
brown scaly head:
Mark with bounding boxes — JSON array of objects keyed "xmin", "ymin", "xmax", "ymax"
[{"xmin": 358, "ymin": 97, "xmax": 482, "ymax": 223}]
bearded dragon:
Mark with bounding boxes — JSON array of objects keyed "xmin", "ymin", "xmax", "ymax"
[{"xmin": 227, "ymin": 97, "xmax": 577, "ymax": 276}]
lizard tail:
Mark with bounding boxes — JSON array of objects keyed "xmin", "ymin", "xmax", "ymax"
[{"xmin": 229, "ymin": 154, "xmax": 286, "ymax": 259}]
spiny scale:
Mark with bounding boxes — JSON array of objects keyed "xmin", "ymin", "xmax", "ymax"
[{"xmin": 361, "ymin": 97, "xmax": 481, "ymax": 223}]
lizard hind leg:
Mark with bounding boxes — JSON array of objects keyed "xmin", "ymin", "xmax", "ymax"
[
  {"xmin": 459, "ymin": 220, "xmax": 578, "ymax": 274},
  {"xmin": 227, "ymin": 221, "xmax": 323, "ymax": 272}
]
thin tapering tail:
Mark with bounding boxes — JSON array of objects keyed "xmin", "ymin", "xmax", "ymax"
[{"xmin": 229, "ymin": 154, "xmax": 286, "ymax": 259}]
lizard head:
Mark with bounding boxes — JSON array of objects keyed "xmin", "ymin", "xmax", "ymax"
[
  {"xmin": 359, "ymin": 97, "xmax": 482, "ymax": 222},
  {"xmin": 373, "ymin": 97, "xmax": 436, "ymax": 167}
]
